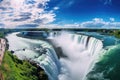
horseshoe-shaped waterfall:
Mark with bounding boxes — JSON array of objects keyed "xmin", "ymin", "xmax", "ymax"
[{"xmin": 6, "ymin": 32, "xmax": 103, "ymax": 80}]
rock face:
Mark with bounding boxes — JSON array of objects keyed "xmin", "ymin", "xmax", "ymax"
[
  {"xmin": 30, "ymin": 61, "xmax": 48, "ymax": 80},
  {"xmin": 38, "ymin": 67, "xmax": 48, "ymax": 80},
  {"xmin": 0, "ymin": 38, "xmax": 6, "ymax": 65},
  {"xmin": 0, "ymin": 72, "xmax": 4, "ymax": 80}
]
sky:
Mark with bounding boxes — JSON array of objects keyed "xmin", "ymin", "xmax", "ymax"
[{"xmin": 0, "ymin": 0, "xmax": 120, "ymax": 28}]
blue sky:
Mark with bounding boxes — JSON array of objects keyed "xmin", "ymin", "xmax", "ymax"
[
  {"xmin": 48, "ymin": 0, "xmax": 120, "ymax": 22},
  {"xmin": 0, "ymin": 0, "xmax": 120, "ymax": 28}
]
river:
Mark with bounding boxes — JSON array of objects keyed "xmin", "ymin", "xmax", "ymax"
[{"xmin": 6, "ymin": 31, "xmax": 120, "ymax": 80}]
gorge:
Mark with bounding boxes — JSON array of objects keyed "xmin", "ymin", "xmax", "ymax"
[{"xmin": 6, "ymin": 31, "xmax": 120, "ymax": 80}]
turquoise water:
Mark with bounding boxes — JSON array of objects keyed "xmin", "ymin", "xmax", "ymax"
[
  {"xmin": 79, "ymin": 32, "xmax": 120, "ymax": 80},
  {"xmin": 77, "ymin": 32, "xmax": 120, "ymax": 47},
  {"xmin": 6, "ymin": 32, "xmax": 61, "ymax": 80},
  {"xmin": 6, "ymin": 31, "xmax": 120, "ymax": 80},
  {"xmin": 87, "ymin": 45, "xmax": 120, "ymax": 80}
]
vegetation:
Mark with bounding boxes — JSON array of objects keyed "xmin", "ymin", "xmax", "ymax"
[
  {"xmin": 0, "ymin": 31, "xmax": 4, "ymax": 38},
  {"xmin": 1, "ymin": 28, "xmax": 120, "ymax": 38},
  {"xmin": 1, "ymin": 28, "xmax": 120, "ymax": 80},
  {"xmin": 0, "ymin": 29, "xmax": 48, "ymax": 80},
  {"xmin": 109, "ymin": 30, "xmax": 120, "ymax": 38},
  {"xmin": 0, "ymin": 51, "xmax": 48, "ymax": 80}
]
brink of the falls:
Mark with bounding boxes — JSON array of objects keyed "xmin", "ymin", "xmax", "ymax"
[
  {"xmin": 47, "ymin": 32, "xmax": 103, "ymax": 80},
  {"xmin": 6, "ymin": 32, "xmax": 103, "ymax": 80}
]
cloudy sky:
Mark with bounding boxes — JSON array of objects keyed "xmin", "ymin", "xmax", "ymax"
[{"xmin": 0, "ymin": 0, "xmax": 120, "ymax": 28}]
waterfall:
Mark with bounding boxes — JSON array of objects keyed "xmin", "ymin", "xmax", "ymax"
[
  {"xmin": 6, "ymin": 32, "xmax": 103, "ymax": 80},
  {"xmin": 51, "ymin": 32, "xmax": 103, "ymax": 80},
  {"xmin": 6, "ymin": 32, "xmax": 61, "ymax": 80},
  {"xmin": 36, "ymin": 32, "xmax": 103, "ymax": 80},
  {"xmin": 34, "ymin": 48, "xmax": 61, "ymax": 80}
]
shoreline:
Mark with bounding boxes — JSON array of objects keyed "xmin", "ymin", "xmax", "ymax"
[
  {"xmin": 0, "ymin": 51, "xmax": 48, "ymax": 80},
  {"xmin": 0, "ymin": 33, "xmax": 48, "ymax": 80}
]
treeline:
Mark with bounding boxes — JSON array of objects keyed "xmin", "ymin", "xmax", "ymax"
[
  {"xmin": 109, "ymin": 30, "xmax": 120, "ymax": 38},
  {"xmin": 1, "ymin": 28, "xmax": 120, "ymax": 38}
]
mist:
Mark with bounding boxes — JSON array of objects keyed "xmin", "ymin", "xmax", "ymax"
[{"xmin": 52, "ymin": 32, "xmax": 103, "ymax": 80}]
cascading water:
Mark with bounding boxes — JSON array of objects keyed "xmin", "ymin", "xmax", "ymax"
[
  {"xmin": 34, "ymin": 48, "xmax": 60, "ymax": 80},
  {"xmin": 6, "ymin": 32, "xmax": 61, "ymax": 80},
  {"xmin": 6, "ymin": 32, "xmax": 103, "ymax": 80},
  {"xmin": 49, "ymin": 32, "xmax": 103, "ymax": 80}
]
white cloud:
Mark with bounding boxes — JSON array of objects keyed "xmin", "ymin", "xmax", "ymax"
[
  {"xmin": 38, "ymin": 18, "xmax": 120, "ymax": 29},
  {"xmin": 93, "ymin": 18, "xmax": 104, "ymax": 22},
  {"xmin": 38, "ymin": 13, "xmax": 56, "ymax": 24},
  {"xmin": 53, "ymin": 7, "xmax": 59, "ymax": 10},
  {"xmin": 80, "ymin": 18, "xmax": 105, "ymax": 28},
  {"xmin": 110, "ymin": 17, "xmax": 115, "ymax": 22},
  {"xmin": 52, "ymin": 18, "xmax": 120, "ymax": 29},
  {"xmin": 0, "ymin": 0, "xmax": 56, "ymax": 28},
  {"xmin": 78, "ymin": 18, "xmax": 120, "ymax": 28},
  {"xmin": 64, "ymin": 23, "xmax": 79, "ymax": 28}
]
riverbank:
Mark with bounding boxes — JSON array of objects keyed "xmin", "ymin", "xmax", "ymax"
[
  {"xmin": 0, "ymin": 51, "xmax": 48, "ymax": 80},
  {"xmin": 0, "ymin": 32, "xmax": 48, "ymax": 80}
]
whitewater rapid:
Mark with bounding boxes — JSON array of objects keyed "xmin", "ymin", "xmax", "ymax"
[{"xmin": 6, "ymin": 32, "xmax": 103, "ymax": 80}]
